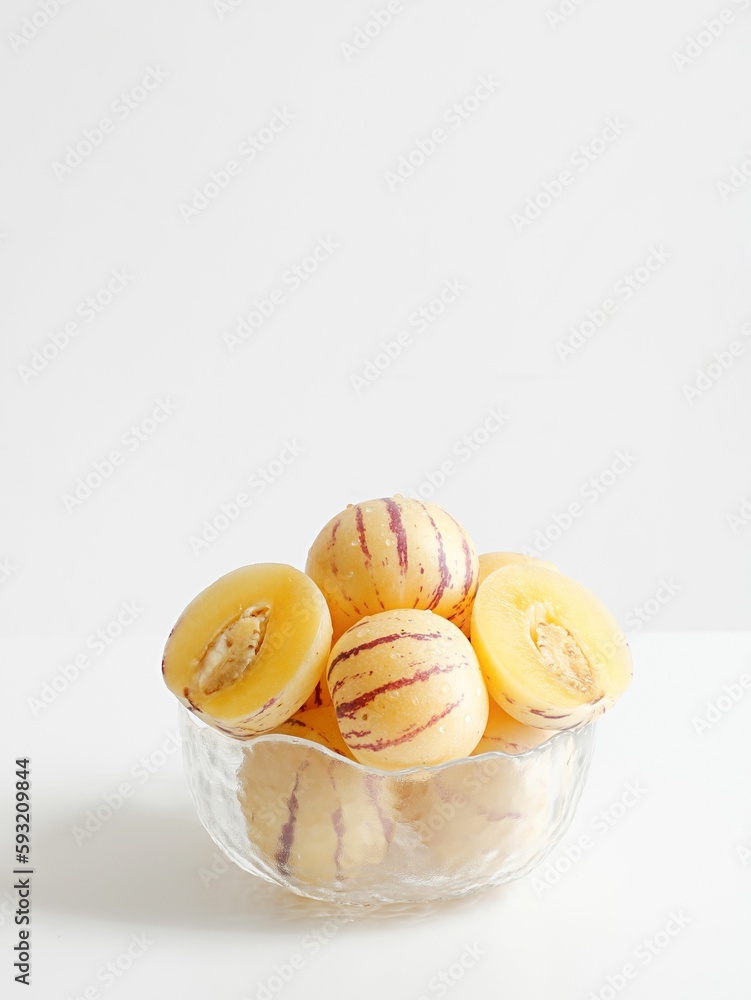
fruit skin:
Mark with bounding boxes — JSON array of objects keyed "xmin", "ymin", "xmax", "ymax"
[
  {"xmin": 478, "ymin": 551, "xmax": 556, "ymax": 585},
  {"xmin": 471, "ymin": 698, "xmax": 557, "ymax": 756},
  {"xmin": 471, "ymin": 564, "xmax": 632, "ymax": 730},
  {"xmin": 162, "ymin": 563, "xmax": 332, "ymax": 738},
  {"xmin": 266, "ymin": 705, "xmax": 354, "ymax": 759},
  {"xmin": 306, "ymin": 496, "xmax": 479, "ymax": 641},
  {"xmin": 239, "ymin": 742, "xmax": 393, "ymax": 885},
  {"xmin": 327, "ymin": 608, "xmax": 489, "ymax": 770},
  {"xmin": 397, "ymin": 753, "xmax": 550, "ymax": 869},
  {"xmin": 302, "ymin": 676, "xmax": 332, "ymax": 711}
]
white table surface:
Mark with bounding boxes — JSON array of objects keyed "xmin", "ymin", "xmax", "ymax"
[{"xmin": 3, "ymin": 631, "xmax": 749, "ymax": 1000}]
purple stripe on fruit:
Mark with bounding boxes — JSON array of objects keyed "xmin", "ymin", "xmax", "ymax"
[
  {"xmin": 346, "ymin": 696, "xmax": 464, "ymax": 752},
  {"xmin": 335, "ymin": 662, "xmax": 463, "ymax": 720}
]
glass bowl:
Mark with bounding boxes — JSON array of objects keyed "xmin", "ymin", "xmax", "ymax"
[{"xmin": 179, "ymin": 704, "xmax": 595, "ymax": 904}]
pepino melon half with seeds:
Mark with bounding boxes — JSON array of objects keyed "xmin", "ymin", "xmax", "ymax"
[
  {"xmin": 471, "ymin": 564, "xmax": 632, "ymax": 730},
  {"xmin": 162, "ymin": 563, "xmax": 332, "ymax": 738}
]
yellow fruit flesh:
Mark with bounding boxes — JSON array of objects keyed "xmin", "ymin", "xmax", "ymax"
[
  {"xmin": 471, "ymin": 565, "xmax": 631, "ymax": 729},
  {"xmin": 266, "ymin": 705, "xmax": 354, "ymax": 759},
  {"xmin": 302, "ymin": 676, "xmax": 332, "ymax": 710},
  {"xmin": 478, "ymin": 551, "xmax": 556, "ymax": 585},
  {"xmin": 471, "ymin": 698, "xmax": 557, "ymax": 756},
  {"xmin": 162, "ymin": 563, "xmax": 332, "ymax": 737}
]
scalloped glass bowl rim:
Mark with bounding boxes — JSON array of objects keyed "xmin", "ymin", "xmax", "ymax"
[{"xmin": 179, "ymin": 703, "xmax": 596, "ymax": 776}]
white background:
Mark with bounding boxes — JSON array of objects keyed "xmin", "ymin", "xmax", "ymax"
[{"xmin": 2, "ymin": 0, "xmax": 750, "ymax": 997}]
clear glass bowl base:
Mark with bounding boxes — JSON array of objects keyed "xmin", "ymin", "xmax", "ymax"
[{"xmin": 179, "ymin": 705, "xmax": 595, "ymax": 905}]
